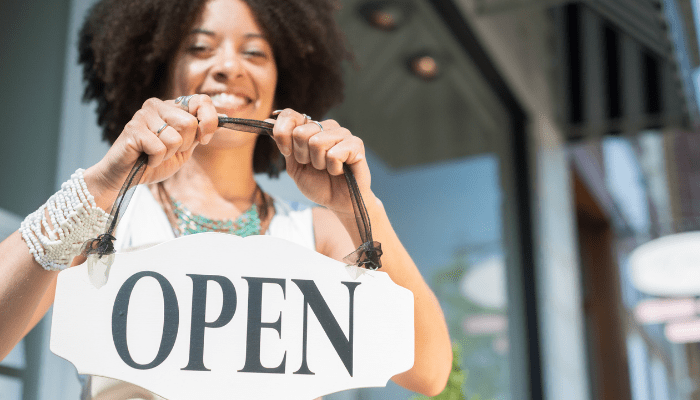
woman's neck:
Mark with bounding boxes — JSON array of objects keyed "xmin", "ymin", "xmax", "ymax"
[{"xmin": 166, "ymin": 143, "xmax": 258, "ymax": 209}]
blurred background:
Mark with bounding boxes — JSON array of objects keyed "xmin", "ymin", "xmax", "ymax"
[{"xmin": 2, "ymin": 0, "xmax": 700, "ymax": 399}]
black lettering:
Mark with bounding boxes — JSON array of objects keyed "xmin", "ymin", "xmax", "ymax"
[
  {"xmin": 182, "ymin": 274, "xmax": 237, "ymax": 371},
  {"xmin": 238, "ymin": 277, "xmax": 287, "ymax": 374},
  {"xmin": 292, "ymin": 280, "xmax": 360, "ymax": 376},
  {"xmin": 112, "ymin": 271, "xmax": 179, "ymax": 370}
]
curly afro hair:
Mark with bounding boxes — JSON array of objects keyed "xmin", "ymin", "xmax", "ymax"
[{"xmin": 78, "ymin": 0, "xmax": 352, "ymax": 177}]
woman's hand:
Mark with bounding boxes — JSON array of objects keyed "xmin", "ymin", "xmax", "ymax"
[
  {"xmin": 86, "ymin": 95, "xmax": 219, "ymax": 202},
  {"xmin": 269, "ymin": 108, "xmax": 372, "ymax": 215}
]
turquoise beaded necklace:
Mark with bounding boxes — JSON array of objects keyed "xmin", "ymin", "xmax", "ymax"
[{"xmin": 169, "ymin": 197, "xmax": 261, "ymax": 237}]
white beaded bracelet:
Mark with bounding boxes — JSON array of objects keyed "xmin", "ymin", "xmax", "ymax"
[{"xmin": 20, "ymin": 169, "xmax": 110, "ymax": 271}]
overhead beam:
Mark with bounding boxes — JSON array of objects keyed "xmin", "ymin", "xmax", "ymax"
[{"xmin": 474, "ymin": 0, "xmax": 576, "ymax": 16}]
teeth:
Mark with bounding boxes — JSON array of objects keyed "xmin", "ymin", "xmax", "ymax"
[{"xmin": 210, "ymin": 93, "xmax": 248, "ymax": 108}]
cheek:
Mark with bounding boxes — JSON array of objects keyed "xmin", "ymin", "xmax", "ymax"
[
  {"xmin": 264, "ymin": 65, "xmax": 278, "ymax": 104},
  {"xmin": 168, "ymin": 61, "xmax": 206, "ymax": 97}
]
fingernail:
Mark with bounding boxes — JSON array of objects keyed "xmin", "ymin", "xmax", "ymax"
[{"xmin": 272, "ymin": 110, "xmax": 284, "ymax": 116}]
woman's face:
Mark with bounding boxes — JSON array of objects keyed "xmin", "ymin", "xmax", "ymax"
[{"xmin": 167, "ymin": 0, "xmax": 277, "ymax": 145}]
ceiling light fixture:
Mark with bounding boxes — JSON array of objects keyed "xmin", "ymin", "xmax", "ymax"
[
  {"xmin": 358, "ymin": 1, "xmax": 410, "ymax": 31},
  {"xmin": 408, "ymin": 54, "xmax": 440, "ymax": 81}
]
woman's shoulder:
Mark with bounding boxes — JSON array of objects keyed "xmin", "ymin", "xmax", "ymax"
[{"xmin": 309, "ymin": 207, "xmax": 353, "ymax": 260}]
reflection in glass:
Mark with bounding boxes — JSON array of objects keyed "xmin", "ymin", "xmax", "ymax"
[{"xmin": 365, "ymin": 152, "xmax": 510, "ymax": 400}]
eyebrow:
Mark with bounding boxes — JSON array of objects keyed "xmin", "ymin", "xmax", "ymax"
[
  {"xmin": 189, "ymin": 29, "xmax": 266, "ymax": 40},
  {"xmin": 190, "ymin": 28, "xmax": 216, "ymax": 36}
]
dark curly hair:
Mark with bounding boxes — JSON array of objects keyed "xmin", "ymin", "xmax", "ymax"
[{"xmin": 78, "ymin": 0, "xmax": 352, "ymax": 176}]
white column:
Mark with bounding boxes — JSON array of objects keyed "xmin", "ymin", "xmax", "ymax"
[{"xmin": 531, "ymin": 115, "xmax": 591, "ymax": 400}]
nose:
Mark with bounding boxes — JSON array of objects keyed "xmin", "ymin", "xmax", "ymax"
[{"xmin": 212, "ymin": 45, "xmax": 242, "ymax": 82}]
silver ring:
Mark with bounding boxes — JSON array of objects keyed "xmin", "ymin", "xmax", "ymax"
[
  {"xmin": 302, "ymin": 114, "xmax": 311, "ymax": 124},
  {"xmin": 175, "ymin": 94, "xmax": 197, "ymax": 111},
  {"xmin": 156, "ymin": 123, "xmax": 168, "ymax": 135},
  {"xmin": 313, "ymin": 120, "xmax": 324, "ymax": 131}
]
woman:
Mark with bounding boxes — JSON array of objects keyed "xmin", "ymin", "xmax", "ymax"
[{"xmin": 0, "ymin": 0, "xmax": 452, "ymax": 398}]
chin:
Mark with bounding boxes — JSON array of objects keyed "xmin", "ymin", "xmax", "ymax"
[
  {"xmin": 216, "ymin": 102, "xmax": 271, "ymax": 120},
  {"xmin": 203, "ymin": 127, "xmax": 259, "ymax": 149}
]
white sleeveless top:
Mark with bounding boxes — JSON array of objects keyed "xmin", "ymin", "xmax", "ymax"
[
  {"xmin": 81, "ymin": 184, "xmax": 316, "ymax": 400},
  {"xmin": 114, "ymin": 184, "xmax": 315, "ymax": 252}
]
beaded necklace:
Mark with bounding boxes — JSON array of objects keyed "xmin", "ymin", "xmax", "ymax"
[
  {"xmin": 170, "ymin": 197, "xmax": 261, "ymax": 237},
  {"xmin": 160, "ymin": 181, "xmax": 265, "ymax": 238}
]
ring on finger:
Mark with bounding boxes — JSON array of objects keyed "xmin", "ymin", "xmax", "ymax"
[
  {"xmin": 312, "ymin": 120, "xmax": 324, "ymax": 132},
  {"xmin": 302, "ymin": 114, "xmax": 311, "ymax": 124},
  {"xmin": 156, "ymin": 123, "xmax": 168, "ymax": 135},
  {"xmin": 175, "ymin": 94, "xmax": 197, "ymax": 111}
]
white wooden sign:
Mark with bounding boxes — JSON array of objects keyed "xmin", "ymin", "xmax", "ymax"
[{"xmin": 51, "ymin": 234, "xmax": 414, "ymax": 400}]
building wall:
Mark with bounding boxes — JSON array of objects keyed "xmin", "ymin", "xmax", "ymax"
[
  {"xmin": 0, "ymin": 0, "xmax": 69, "ymax": 216},
  {"xmin": 458, "ymin": 3, "xmax": 592, "ymax": 399}
]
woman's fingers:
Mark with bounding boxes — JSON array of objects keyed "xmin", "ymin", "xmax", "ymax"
[
  {"xmin": 159, "ymin": 96, "xmax": 214, "ymax": 150},
  {"xmin": 272, "ymin": 108, "xmax": 307, "ymax": 157},
  {"xmin": 126, "ymin": 117, "xmax": 167, "ymax": 168},
  {"xmin": 139, "ymin": 95, "xmax": 218, "ymax": 166},
  {"xmin": 273, "ymin": 108, "xmax": 347, "ymax": 166},
  {"xmin": 182, "ymin": 94, "xmax": 219, "ymax": 145},
  {"xmin": 325, "ymin": 135, "xmax": 365, "ymax": 176},
  {"xmin": 307, "ymin": 127, "xmax": 349, "ymax": 170},
  {"xmin": 143, "ymin": 115, "xmax": 180, "ymax": 164},
  {"xmin": 289, "ymin": 121, "xmax": 364, "ymax": 176},
  {"xmin": 292, "ymin": 122, "xmax": 319, "ymax": 164}
]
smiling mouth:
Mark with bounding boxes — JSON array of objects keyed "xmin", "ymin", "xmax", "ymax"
[{"xmin": 208, "ymin": 93, "xmax": 252, "ymax": 112}]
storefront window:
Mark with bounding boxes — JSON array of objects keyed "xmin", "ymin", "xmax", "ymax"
[
  {"xmin": 344, "ymin": 150, "xmax": 510, "ymax": 400},
  {"xmin": 602, "ymin": 132, "xmax": 689, "ymax": 400}
]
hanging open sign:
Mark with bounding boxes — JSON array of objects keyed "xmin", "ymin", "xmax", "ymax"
[{"xmin": 50, "ymin": 234, "xmax": 414, "ymax": 400}]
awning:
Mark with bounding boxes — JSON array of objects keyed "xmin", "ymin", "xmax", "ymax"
[
  {"xmin": 474, "ymin": 0, "xmax": 699, "ymax": 139},
  {"xmin": 555, "ymin": 0, "xmax": 699, "ymax": 140}
]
